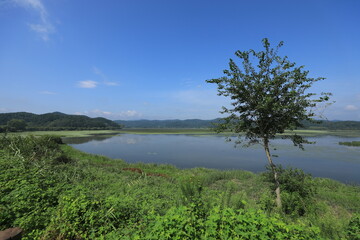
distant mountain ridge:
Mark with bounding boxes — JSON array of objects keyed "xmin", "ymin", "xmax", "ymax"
[
  {"xmin": 1, "ymin": 111, "xmax": 359, "ymax": 131},
  {"xmin": 115, "ymin": 119, "xmax": 218, "ymax": 128},
  {"xmin": 116, "ymin": 119, "xmax": 360, "ymax": 130},
  {"xmin": 0, "ymin": 112, "xmax": 121, "ymax": 131}
]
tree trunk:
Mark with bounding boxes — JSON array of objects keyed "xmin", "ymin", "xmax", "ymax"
[{"xmin": 263, "ymin": 138, "xmax": 282, "ymax": 208}]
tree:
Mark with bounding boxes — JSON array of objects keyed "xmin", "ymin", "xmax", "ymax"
[
  {"xmin": 7, "ymin": 119, "xmax": 27, "ymax": 132},
  {"xmin": 206, "ymin": 38, "xmax": 331, "ymax": 208}
]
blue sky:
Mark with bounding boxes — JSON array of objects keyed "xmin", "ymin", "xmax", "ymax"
[{"xmin": 1, "ymin": 0, "xmax": 359, "ymax": 120}]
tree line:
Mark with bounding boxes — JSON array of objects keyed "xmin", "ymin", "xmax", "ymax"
[
  {"xmin": 116, "ymin": 118, "xmax": 360, "ymax": 130},
  {"xmin": 0, "ymin": 112, "xmax": 121, "ymax": 132}
]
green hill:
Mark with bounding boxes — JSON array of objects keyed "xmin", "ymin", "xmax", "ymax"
[
  {"xmin": 0, "ymin": 112, "xmax": 121, "ymax": 131},
  {"xmin": 302, "ymin": 120, "xmax": 360, "ymax": 130}
]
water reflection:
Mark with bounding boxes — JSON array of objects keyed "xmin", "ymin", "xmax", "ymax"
[
  {"xmin": 63, "ymin": 134, "xmax": 117, "ymax": 144},
  {"xmin": 68, "ymin": 134, "xmax": 360, "ymax": 184}
]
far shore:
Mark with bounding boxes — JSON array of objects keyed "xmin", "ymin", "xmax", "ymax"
[{"xmin": 8, "ymin": 128, "xmax": 360, "ymax": 138}]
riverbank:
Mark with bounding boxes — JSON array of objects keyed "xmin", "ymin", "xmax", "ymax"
[{"xmin": 1, "ymin": 135, "xmax": 359, "ymax": 239}]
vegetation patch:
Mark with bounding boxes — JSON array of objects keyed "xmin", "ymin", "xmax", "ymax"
[
  {"xmin": 0, "ymin": 135, "xmax": 359, "ymax": 239},
  {"xmin": 339, "ymin": 141, "xmax": 360, "ymax": 147}
]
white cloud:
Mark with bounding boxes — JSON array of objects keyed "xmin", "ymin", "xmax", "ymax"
[
  {"xmin": 91, "ymin": 109, "xmax": 112, "ymax": 116},
  {"xmin": 93, "ymin": 66, "xmax": 106, "ymax": 78},
  {"xmin": 12, "ymin": 0, "xmax": 55, "ymax": 41},
  {"xmin": 74, "ymin": 110, "xmax": 113, "ymax": 118},
  {"xmin": 92, "ymin": 66, "xmax": 119, "ymax": 86},
  {"xmin": 77, "ymin": 80, "xmax": 98, "ymax": 88},
  {"xmin": 345, "ymin": 105, "xmax": 359, "ymax": 111}
]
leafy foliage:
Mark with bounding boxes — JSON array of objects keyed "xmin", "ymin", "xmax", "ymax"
[
  {"xmin": 146, "ymin": 205, "xmax": 321, "ymax": 239},
  {"xmin": 206, "ymin": 38, "xmax": 331, "ymax": 147},
  {"xmin": 6, "ymin": 119, "xmax": 27, "ymax": 132},
  {"xmin": 263, "ymin": 165, "xmax": 316, "ymax": 216},
  {"xmin": 347, "ymin": 214, "xmax": 360, "ymax": 239}
]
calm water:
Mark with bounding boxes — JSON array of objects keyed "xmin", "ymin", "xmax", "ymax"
[{"xmin": 65, "ymin": 134, "xmax": 360, "ymax": 184}]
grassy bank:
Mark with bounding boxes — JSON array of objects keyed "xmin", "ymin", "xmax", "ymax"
[{"xmin": 1, "ymin": 135, "xmax": 359, "ymax": 239}]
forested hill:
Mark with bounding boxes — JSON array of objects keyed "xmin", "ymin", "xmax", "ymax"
[
  {"xmin": 302, "ymin": 120, "xmax": 360, "ymax": 130},
  {"xmin": 0, "ymin": 112, "xmax": 121, "ymax": 131},
  {"xmin": 115, "ymin": 119, "xmax": 218, "ymax": 128},
  {"xmin": 116, "ymin": 119, "xmax": 360, "ymax": 130}
]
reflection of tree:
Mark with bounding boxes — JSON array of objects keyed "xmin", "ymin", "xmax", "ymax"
[
  {"xmin": 63, "ymin": 135, "xmax": 117, "ymax": 144},
  {"xmin": 64, "ymin": 134, "xmax": 149, "ymax": 145}
]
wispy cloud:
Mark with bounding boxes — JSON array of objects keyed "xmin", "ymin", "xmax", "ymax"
[
  {"xmin": 75, "ymin": 109, "xmax": 143, "ymax": 120},
  {"xmin": 173, "ymin": 89, "xmax": 227, "ymax": 106},
  {"xmin": 181, "ymin": 78, "xmax": 202, "ymax": 88},
  {"xmin": 119, "ymin": 110, "xmax": 142, "ymax": 118},
  {"xmin": 77, "ymin": 80, "xmax": 98, "ymax": 88},
  {"xmin": 39, "ymin": 90, "xmax": 57, "ymax": 95},
  {"xmin": 90, "ymin": 109, "xmax": 112, "ymax": 116},
  {"xmin": 345, "ymin": 105, "xmax": 359, "ymax": 111},
  {"xmin": 12, "ymin": 0, "xmax": 55, "ymax": 41},
  {"xmin": 93, "ymin": 66, "xmax": 119, "ymax": 86}
]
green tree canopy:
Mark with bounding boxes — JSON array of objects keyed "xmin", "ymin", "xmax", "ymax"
[
  {"xmin": 7, "ymin": 119, "xmax": 27, "ymax": 132},
  {"xmin": 207, "ymin": 38, "xmax": 331, "ymax": 207}
]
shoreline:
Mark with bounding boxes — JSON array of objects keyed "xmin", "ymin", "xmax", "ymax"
[{"xmin": 11, "ymin": 128, "xmax": 360, "ymax": 138}]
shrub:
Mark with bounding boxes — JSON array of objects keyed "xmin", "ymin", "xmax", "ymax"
[
  {"xmin": 145, "ymin": 205, "xmax": 322, "ymax": 239},
  {"xmin": 180, "ymin": 179, "xmax": 207, "ymax": 220},
  {"xmin": 0, "ymin": 156, "xmax": 65, "ymax": 237},
  {"xmin": 42, "ymin": 189, "xmax": 108, "ymax": 240},
  {"xmin": 263, "ymin": 165, "xmax": 316, "ymax": 216},
  {"xmin": 0, "ymin": 135, "xmax": 72, "ymax": 238},
  {"xmin": 347, "ymin": 214, "xmax": 360, "ymax": 239}
]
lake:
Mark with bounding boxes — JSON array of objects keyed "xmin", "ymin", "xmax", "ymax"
[{"xmin": 65, "ymin": 134, "xmax": 360, "ymax": 184}]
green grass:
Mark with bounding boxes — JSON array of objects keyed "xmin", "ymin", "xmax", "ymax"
[
  {"xmin": 286, "ymin": 129, "xmax": 360, "ymax": 137},
  {"xmin": 339, "ymin": 141, "xmax": 360, "ymax": 147}
]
